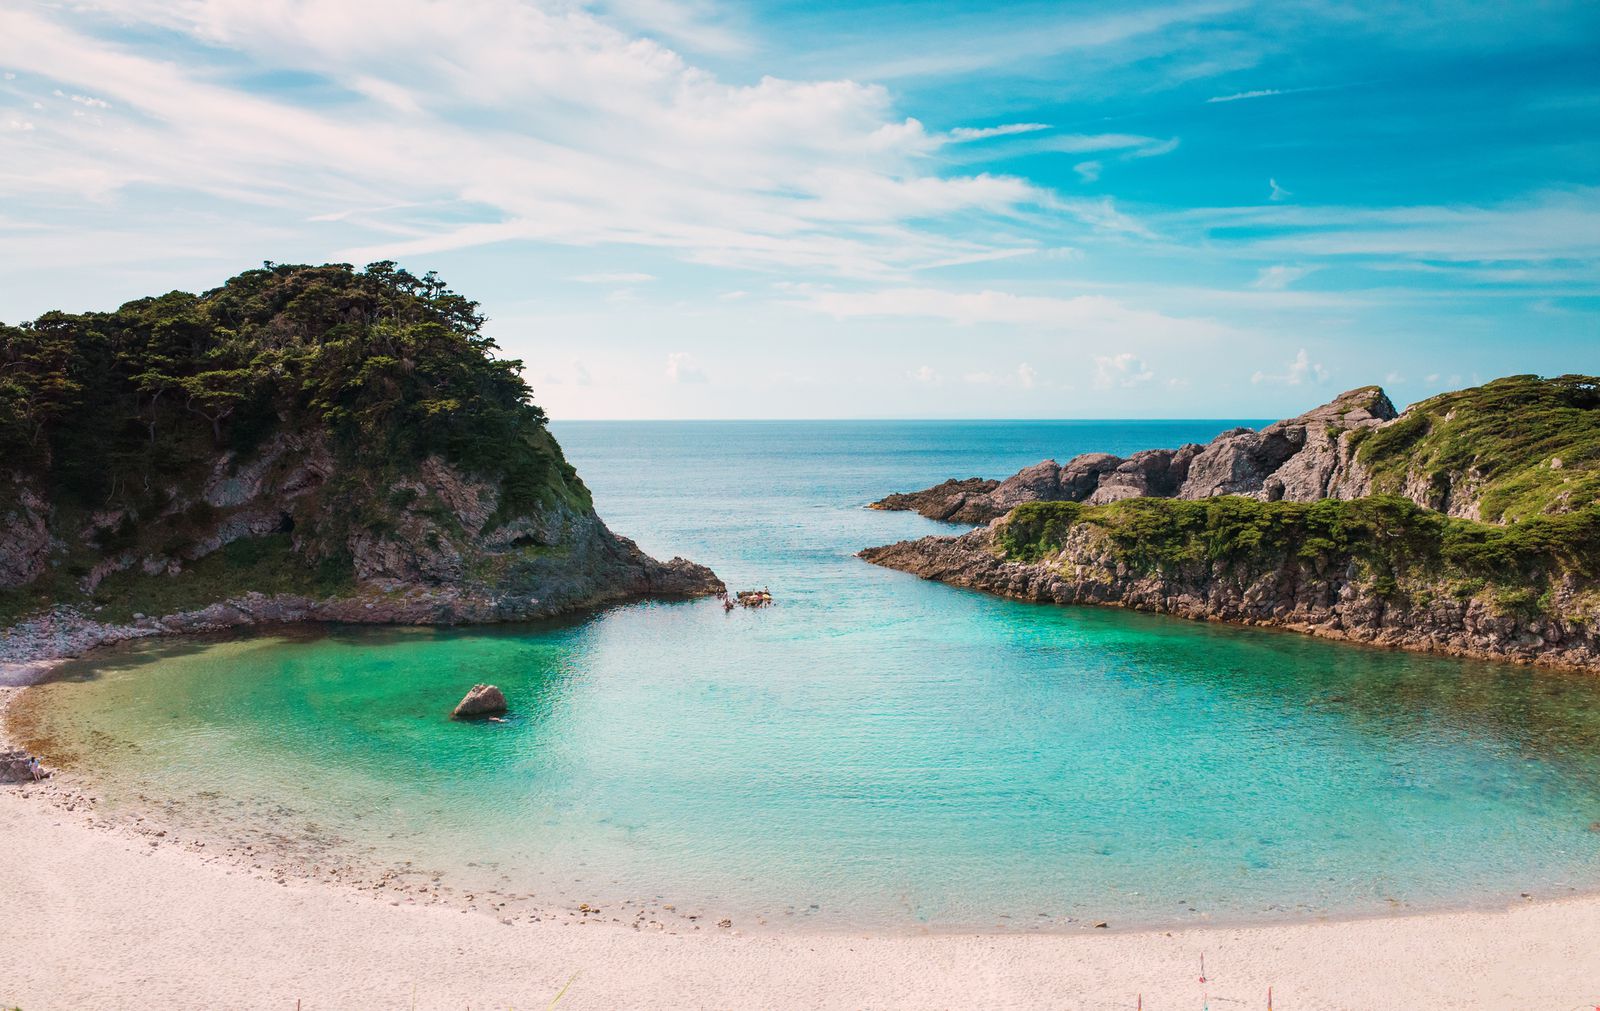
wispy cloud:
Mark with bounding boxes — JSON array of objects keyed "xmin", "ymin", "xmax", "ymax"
[
  {"xmin": 799, "ymin": 286, "xmax": 1234, "ymax": 344},
  {"xmin": 665, "ymin": 351, "xmax": 707, "ymax": 383},
  {"xmin": 1093, "ymin": 353, "xmax": 1155, "ymax": 389},
  {"xmin": 1207, "ymin": 87, "xmax": 1288, "ymax": 103},
  {"xmin": 946, "ymin": 123, "xmax": 1050, "ymax": 142},
  {"xmin": 1251, "ymin": 348, "xmax": 1327, "ymax": 386},
  {"xmin": 0, "ymin": 1, "xmax": 1062, "ymax": 282},
  {"xmin": 574, "ymin": 272, "xmax": 657, "ymax": 283},
  {"xmin": 1038, "ymin": 133, "xmax": 1180, "ymax": 158},
  {"xmin": 1251, "ymin": 265, "xmax": 1317, "ymax": 290}
]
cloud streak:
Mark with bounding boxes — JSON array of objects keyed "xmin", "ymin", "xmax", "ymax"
[{"xmin": 0, "ymin": 1, "xmax": 1075, "ymax": 282}]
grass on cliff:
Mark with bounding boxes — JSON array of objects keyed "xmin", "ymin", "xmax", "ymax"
[
  {"xmin": 995, "ymin": 495, "xmax": 1600, "ymax": 618},
  {"xmin": 1350, "ymin": 373, "xmax": 1600, "ymax": 522},
  {"xmin": 0, "ymin": 535, "xmax": 357, "ymax": 628}
]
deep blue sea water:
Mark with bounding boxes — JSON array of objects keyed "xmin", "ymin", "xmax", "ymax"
[{"xmin": 16, "ymin": 420, "xmax": 1600, "ymax": 931}]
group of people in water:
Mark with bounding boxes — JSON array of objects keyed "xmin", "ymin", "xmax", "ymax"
[{"xmin": 717, "ymin": 588, "xmax": 775, "ymax": 612}]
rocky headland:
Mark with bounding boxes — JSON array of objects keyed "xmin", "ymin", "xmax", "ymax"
[
  {"xmin": 863, "ymin": 375, "xmax": 1600, "ymax": 669},
  {"xmin": 871, "ymin": 385, "xmax": 1400, "ymax": 524},
  {"xmin": 0, "ymin": 263, "xmax": 721, "ymax": 672}
]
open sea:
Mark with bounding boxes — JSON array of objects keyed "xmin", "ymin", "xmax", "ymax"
[{"xmin": 14, "ymin": 420, "xmax": 1600, "ymax": 931}]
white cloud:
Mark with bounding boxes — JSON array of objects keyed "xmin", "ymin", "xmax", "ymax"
[
  {"xmin": 1206, "ymin": 85, "xmax": 1337, "ymax": 105},
  {"xmin": 946, "ymin": 123, "xmax": 1050, "ymax": 142},
  {"xmin": 0, "ymin": 2, "xmax": 1059, "ymax": 281},
  {"xmin": 1208, "ymin": 88, "xmax": 1283, "ymax": 104},
  {"xmin": 1093, "ymin": 353, "xmax": 1155, "ymax": 389},
  {"xmin": 1074, "ymin": 160, "xmax": 1102, "ymax": 183},
  {"xmin": 1251, "ymin": 348, "xmax": 1326, "ymax": 386},
  {"xmin": 1179, "ymin": 189, "xmax": 1600, "ymax": 263},
  {"xmin": 573, "ymin": 272, "xmax": 657, "ymax": 283},
  {"xmin": 962, "ymin": 363, "xmax": 1039, "ymax": 389},
  {"xmin": 1250, "ymin": 264, "xmax": 1316, "ymax": 290},
  {"xmin": 602, "ymin": 0, "xmax": 751, "ymax": 56},
  {"xmin": 665, "ymin": 351, "xmax": 707, "ymax": 383},
  {"xmin": 1269, "ymin": 178, "xmax": 1291, "ymax": 202},
  {"xmin": 909, "ymin": 364, "xmax": 941, "ymax": 384},
  {"xmin": 1039, "ymin": 133, "xmax": 1178, "ymax": 157},
  {"xmin": 797, "ymin": 286, "xmax": 1233, "ymax": 343}
]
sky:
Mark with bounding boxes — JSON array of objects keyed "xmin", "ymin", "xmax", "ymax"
[{"xmin": 1, "ymin": 1, "xmax": 1597, "ymax": 419}]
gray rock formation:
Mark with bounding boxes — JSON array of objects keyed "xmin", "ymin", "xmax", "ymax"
[
  {"xmin": 452, "ymin": 684, "xmax": 508, "ymax": 719},
  {"xmin": 0, "ymin": 430, "xmax": 723, "ymax": 668},
  {"xmin": 872, "ymin": 387, "xmax": 1398, "ymax": 524}
]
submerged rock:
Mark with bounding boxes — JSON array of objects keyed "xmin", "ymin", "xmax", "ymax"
[{"xmin": 452, "ymin": 684, "xmax": 508, "ymax": 720}]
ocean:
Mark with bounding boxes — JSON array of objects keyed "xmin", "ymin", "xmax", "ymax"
[{"xmin": 15, "ymin": 419, "xmax": 1600, "ymax": 930}]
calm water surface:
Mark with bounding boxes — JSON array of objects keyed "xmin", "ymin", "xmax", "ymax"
[{"xmin": 16, "ymin": 421, "xmax": 1600, "ymax": 929}]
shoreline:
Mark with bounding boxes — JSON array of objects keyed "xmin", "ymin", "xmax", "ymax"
[
  {"xmin": 4, "ymin": 760, "xmax": 1599, "ymax": 1009},
  {"xmin": 859, "ymin": 529, "xmax": 1600, "ymax": 674},
  {"xmin": 6, "ymin": 625, "xmax": 1600, "ymax": 936},
  {"xmin": 5, "ymin": 632, "xmax": 1600, "ymax": 1006}
]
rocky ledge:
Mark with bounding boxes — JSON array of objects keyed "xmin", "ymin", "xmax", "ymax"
[
  {"xmin": 860, "ymin": 509, "xmax": 1600, "ymax": 671},
  {"xmin": 872, "ymin": 386, "xmax": 1398, "ymax": 524}
]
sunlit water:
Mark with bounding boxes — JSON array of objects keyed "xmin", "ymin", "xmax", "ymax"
[{"xmin": 14, "ymin": 421, "xmax": 1600, "ymax": 930}]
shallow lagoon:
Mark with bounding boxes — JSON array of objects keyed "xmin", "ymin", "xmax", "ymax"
[{"xmin": 16, "ymin": 421, "xmax": 1600, "ymax": 929}]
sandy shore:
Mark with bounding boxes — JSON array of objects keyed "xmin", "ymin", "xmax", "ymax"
[
  {"xmin": 3, "ymin": 782, "xmax": 1599, "ymax": 1008},
  {"xmin": 4, "ymin": 663, "xmax": 1600, "ymax": 1009}
]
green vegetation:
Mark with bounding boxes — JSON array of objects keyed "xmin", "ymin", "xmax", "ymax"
[
  {"xmin": 996, "ymin": 495, "xmax": 1600, "ymax": 616},
  {"xmin": 1351, "ymin": 373, "xmax": 1600, "ymax": 522},
  {"xmin": 94, "ymin": 535, "xmax": 355, "ymax": 624},
  {"xmin": 0, "ymin": 261, "xmax": 584, "ymax": 520},
  {"xmin": 0, "ymin": 263, "xmax": 595, "ymax": 625}
]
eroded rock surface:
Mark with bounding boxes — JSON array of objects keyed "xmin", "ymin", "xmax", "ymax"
[
  {"xmin": 860, "ymin": 522, "xmax": 1600, "ymax": 670},
  {"xmin": 452, "ymin": 684, "xmax": 508, "ymax": 719},
  {"xmin": 872, "ymin": 387, "xmax": 1398, "ymax": 524}
]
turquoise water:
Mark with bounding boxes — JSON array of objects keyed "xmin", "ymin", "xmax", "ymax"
[{"xmin": 16, "ymin": 421, "xmax": 1600, "ymax": 930}]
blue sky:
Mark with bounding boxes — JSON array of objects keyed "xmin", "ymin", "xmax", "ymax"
[{"xmin": 1, "ymin": 0, "xmax": 1596, "ymax": 418}]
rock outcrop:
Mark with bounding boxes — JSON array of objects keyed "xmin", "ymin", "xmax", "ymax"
[
  {"xmin": 452, "ymin": 684, "xmax": 508, "ymax": 719},
  {"xmin": 0, "ymin": 263, "xmax": 724, "ymax": 666},
  {"xmin": 872, "ymin": 386, "xmax": 1398, "ymax": 524},
  {"xmin": 860, "ymin": 520, "xmax": 1600, "ymax": 671}
]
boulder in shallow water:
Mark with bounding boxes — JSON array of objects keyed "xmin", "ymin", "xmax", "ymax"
[{"xmin": 451, "ymin": 684, "xmax": 508, "ymax": 719}]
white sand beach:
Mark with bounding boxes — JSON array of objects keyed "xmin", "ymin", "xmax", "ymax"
[{"xmin": 2, "ymin": 776, "xmax": 1597, "ymax": 1010}]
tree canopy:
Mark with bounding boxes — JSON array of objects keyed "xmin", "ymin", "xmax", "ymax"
[{"xmin": 0, "ymin": 262, "xmax": 572, "ymax": 516}]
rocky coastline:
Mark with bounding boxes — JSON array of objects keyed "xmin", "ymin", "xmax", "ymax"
[
  {"xmin": 871, "ymin": 385, "xmax": 1398, "ymax": 525},
  {"xmin": 860, "ymin": 520, "xmax": 1600, "ymax": 671},
  {"xmin": 0, "ymin": 264, "xmax": 725, "ymax": 678}
]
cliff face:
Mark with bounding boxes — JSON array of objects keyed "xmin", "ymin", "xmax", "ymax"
[
  {"xmin": 0, "ymin": 264, "xmax": 720, "ymax": 661},
  {"xmin": 861, "ymin": 502, "xmax": 1600, "ymax": 670},
  {"xmin": 872, "ymin": 386, "xmax": 1397, "ymax": 524}
]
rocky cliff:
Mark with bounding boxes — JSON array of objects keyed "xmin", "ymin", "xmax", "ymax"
[
  {"xmin": 872, "ymin": 376, "xmax": 1600, "ymax": 527},
  {"xmin": 0, "ymin": 263, "xmax": 720, "ymax": 664},
  {"xmin": 861, "ymin": 496, "xmax": 1600, "ymax": 670}
]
